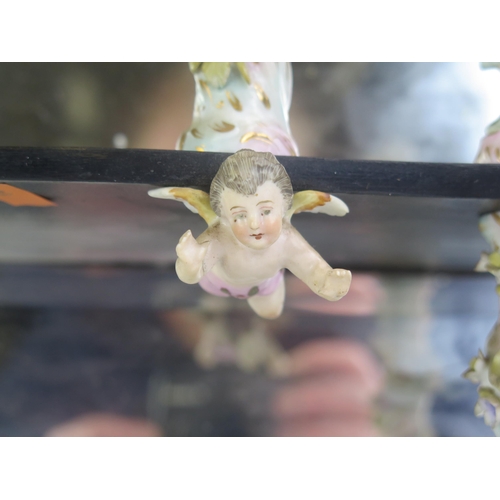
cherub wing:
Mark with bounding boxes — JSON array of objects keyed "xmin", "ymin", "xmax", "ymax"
[
  {"xmin": 286, "ymin": 190, "xmax": 349, "ymax": 220},
  {"xmin": 148, "ymin": 187, "xmax": 218, "ymax": 225}
]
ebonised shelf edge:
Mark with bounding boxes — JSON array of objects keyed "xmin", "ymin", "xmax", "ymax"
[{"xmin": 1, "ymin": 147, "xmax": 500, "ymax": 199}]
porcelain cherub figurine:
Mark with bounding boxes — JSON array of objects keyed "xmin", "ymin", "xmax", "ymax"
[{"xmin": 149, "ymin": 149, "xmax": 351, "ymax": 319}]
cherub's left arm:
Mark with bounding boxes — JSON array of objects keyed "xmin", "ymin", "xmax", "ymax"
[{"xmin": 284, "ymin": 226, "xmax": 351, "ymax": 301}]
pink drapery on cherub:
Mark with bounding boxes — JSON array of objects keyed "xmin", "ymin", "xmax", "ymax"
[{"xmin": 149, "ymin": 149, "xmax": 351, "ymax": 319}]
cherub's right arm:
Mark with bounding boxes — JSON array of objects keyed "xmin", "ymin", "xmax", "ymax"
[{"xmin": 175, "ymin": 228, "xmax": 220, "ymax": 284}]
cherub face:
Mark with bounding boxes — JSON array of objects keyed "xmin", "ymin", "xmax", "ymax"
[{"xmin": 220, "ymin": 180, "xmax": 284, "ymax": 250}]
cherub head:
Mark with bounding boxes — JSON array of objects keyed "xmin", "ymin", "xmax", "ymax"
[{"xmin": 210, "ymin": 150, "xmax": 293, "ymax": 250}]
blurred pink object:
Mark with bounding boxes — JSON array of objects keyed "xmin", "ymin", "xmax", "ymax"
[{"xmin": 272, "ymin": 339, "xmax": 384, "ymax": 437}]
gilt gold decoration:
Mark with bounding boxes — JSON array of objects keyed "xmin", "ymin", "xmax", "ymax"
[
  {"xmin": 191, "ymin": 128, "xmax": 203, "ymax": 139},
  {"xmin": 253, "ymin": 83, "xmax": 271, "ymax": 109},
  {"xmin": 216, "ymin": 101, "xmax": 225, "ymax": 109},
  {"xmin": 211, "ymin": 122, "xmax": 235, "ymax": 133},
  {"xmin": 199, "ymin": 80, "xmax": 213, "ymax": 102},
  {"xmin": 196, "ymin": 146, "xmax": 205, "ymax": 152},
  {"xmin": 240, "ymin": 132, "xmax": 273, "ymax": 145},
  {"xmin": 226, "ymin": 91, "xmax": 242, "ymax": 111}
]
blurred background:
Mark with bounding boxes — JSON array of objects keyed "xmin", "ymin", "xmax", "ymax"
[{"xmin": 0, "ymin": 62, "xmax": 498, "ymax": 436}]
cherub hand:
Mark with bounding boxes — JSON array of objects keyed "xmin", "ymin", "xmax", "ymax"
[
  {"xmin": 318, "ymin": 268, "xmax": 352, "ymax": 301},
  {"xmin": 175, "ymin": 230, "xmax": 209, "ymax": 284},
  {"xmin": 176, "ymin": 230, "xmax": 208, "ymax": 265}
]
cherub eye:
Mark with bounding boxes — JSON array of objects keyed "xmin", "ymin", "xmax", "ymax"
[
  {"xmin": 233, "ymin": 213, "xmax": 246, "ymax": 222},
  {"xmin": 262, "ymin": 209, "xmax": 272, "ymax": 216}
]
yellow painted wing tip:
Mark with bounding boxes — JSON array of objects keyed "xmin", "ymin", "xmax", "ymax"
[
  {"xmin": 288, "ymin": 191, "xmax": 349, "ymax": 218},
  {"xmin": 148, "ymin": 186, "xmax": 217, "ymax": 225}
]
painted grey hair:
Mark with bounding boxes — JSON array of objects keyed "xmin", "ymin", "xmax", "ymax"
[{"xmin": 210, "ymin": 150, "xmax": 293, "ymax": 217}]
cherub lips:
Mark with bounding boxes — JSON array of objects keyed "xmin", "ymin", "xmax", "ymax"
[{"xmin": 251, "ymin": 233, "xmax": 264, "ymax": 240}]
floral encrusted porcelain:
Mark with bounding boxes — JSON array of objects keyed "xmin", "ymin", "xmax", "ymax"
[
  {"xmin": 465, "ymin": 211, "xmax": 500, "ymax": 434},
  {"xmin": 149, "ymin": 149, "xmax": 351, "ymax": 319},
  {"xmin": 464, "ymin": 63, "xmax": 500, "ymax": 433},
  {"xmin": 177, "ymin": 62, "xmax": 299, "ymax": 156}
]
